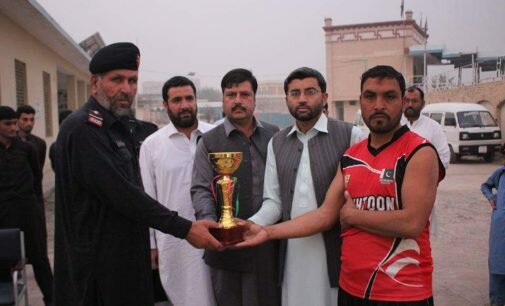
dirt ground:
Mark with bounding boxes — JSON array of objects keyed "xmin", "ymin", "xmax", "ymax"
[
  {"xmin": 432, "ymin": 159, "xmax": 498, "ymax": 306},
  {"xmin": 25, "ymin": 159, "xmax": 499, "ymax": 306}
]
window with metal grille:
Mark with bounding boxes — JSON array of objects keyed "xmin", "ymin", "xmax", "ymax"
[
  {"xmin": 43, "ymin": 71, "xmax": 53, "ymax": 137},
  {"xmin": 15, "ymin": 59, "xmax": 27, "ymax": 106}
]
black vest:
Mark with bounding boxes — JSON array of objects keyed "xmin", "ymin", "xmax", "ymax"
[
  {"xmin": 200, "ymin": 122, "xmax": 278, "ymax": 272},
  {"xmin": 271, "ymin": 118, "xmax": 353, "ymax": 287}
]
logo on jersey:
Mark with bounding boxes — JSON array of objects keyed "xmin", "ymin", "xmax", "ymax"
[
  {"xmin": 353, "ymin": 195, "xmax": 397, "ymax": 211},
  {"xmin": 380, "ymin": 239, "xmax": 423, "ymax": 287},
  {"xmin": 379, "ymin": 168, "xmax": 395, "ymax": 184}
]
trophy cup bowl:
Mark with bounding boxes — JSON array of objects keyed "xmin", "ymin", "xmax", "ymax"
[
  {"xmin": 208, "ymin": 152, "xmax": 245, "ymax": 245},
  {"xmin": 209, "ymin": 152, "xmax": 243, "ymax": 174}
]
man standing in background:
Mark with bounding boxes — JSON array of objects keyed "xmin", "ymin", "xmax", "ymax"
[
  {"xmin": 403, "ymin": 85, "xmax": 450, "ymax": 236},
  {"xmin": 403, "ymin": 86, "xmax": 449, "ymax": 168},
  {"xmin": 0, "ymin": 105, "xmax": 53, "ymax": 306},
  {"xmin": 16, "ymin": 104, "xmax": 47, "ymax": 169},
  {"xmin": 16, "ymin": 104, "xmax": 53, "ymax": 306}
]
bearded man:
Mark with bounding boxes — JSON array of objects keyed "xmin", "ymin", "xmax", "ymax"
[
  {"xmin": 53, "ymin": 43, "xmax": 221, "ymax": 306},
  {"xmin": 248, "ymin": 67, "xmax": 364, "ymax": 306},
  {"xmin": 139, "ymin": 76, "xmax": 216, "ymax": 306}
]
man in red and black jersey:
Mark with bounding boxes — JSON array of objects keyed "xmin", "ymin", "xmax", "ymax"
[
  {"xmin": 237, "ymin": 65, "xmax": 444, "ymax": 306},
  {"xmin": 337, "ymin": 66, "xmax": 444, "ymax": 305}
]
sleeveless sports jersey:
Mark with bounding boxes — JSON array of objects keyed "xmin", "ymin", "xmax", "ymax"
[{"xmin": 339, "ymin": 126, "xmax": 444, "ymax": 301}]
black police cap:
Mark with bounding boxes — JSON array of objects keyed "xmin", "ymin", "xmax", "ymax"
[
  {"xmin": 0, "ymin": 106, "xmax": 17, "ymax": 121},
  {"xmin": 89, "ymin": 42, "xmax": 140, "ymax": 74}
]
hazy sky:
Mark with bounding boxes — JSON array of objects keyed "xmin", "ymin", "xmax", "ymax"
[{"xmin": 37, "ymin": 0, "xmax": 505, "ymax": 89}]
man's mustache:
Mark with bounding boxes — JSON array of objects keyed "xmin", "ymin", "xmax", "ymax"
[
  {"xmin": 178, "ymin": 109, "xmax": 193, "ymax": 116},
  {"xmin": 232, "ymin": 105, "xmax": 247, "ymax": 111},
  {"xmin": 112, "ymin": 93, "xmax": 132, "ymax": 103},
  {"xmin": 370, "ymin": 111, "xmax": 390, "ymax": 120},
  {"xmin": 295, "ymin": 105, "xmax": 311, "ymax": 111}
]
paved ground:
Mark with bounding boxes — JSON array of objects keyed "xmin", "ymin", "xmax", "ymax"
[{"xmin": 25, "ymin": 159, "xmax": 498, "ymax": 306}]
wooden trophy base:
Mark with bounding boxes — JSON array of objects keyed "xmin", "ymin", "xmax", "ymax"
[{"xmin": 210, "ymin": 224, "xmax": 245, "ymax": 246}]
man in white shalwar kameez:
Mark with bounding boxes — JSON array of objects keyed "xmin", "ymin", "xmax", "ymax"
[
  {"xmin": 402, "ymin": 85, "xmax": 450, "ymax": 237},
  {"xmin": 140, "ymin": 76, "xmax": 216, "ymax": 306},
  {"xmin": 248, "ymin": 67, "xmax": 364, "ymax": 306}
]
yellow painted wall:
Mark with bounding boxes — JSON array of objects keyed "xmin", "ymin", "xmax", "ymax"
[{"xmin": 0, "ymin": 12, "xmax": 89, "ymax": 169}]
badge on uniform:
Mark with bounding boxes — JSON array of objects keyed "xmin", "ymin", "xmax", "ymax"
[
  {"xmin": 379, "ymin": 169, "xmax": 395, "ymax": 184},
  {"xmin": 87, "ymin": 110, "xmax": 103, "ymax": 127}
]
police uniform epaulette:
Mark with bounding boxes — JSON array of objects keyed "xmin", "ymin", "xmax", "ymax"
[{"xmin": 87, "ymin": 110, "xmax": 103, "ymax": 127}]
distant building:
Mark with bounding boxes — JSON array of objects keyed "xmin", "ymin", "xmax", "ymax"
[
  {"xmin": 255, "ymin": 80, "xmax": 292, "ymax": 127},
  {"xmin": 135, "ymin": 93, "xmax": 166, "ymax": 125},
  {"xmin": 256, "ymin": 80, "xmax": 286, "ymax": 114},
  {"xmin": 324, "ymin": 10, "xmax": 428, "ymax": 122},
  {"xmin": 0, "ymin": 0, "xmax": 93, "ymax": 168},
  {"xmin": 142, "ymin": 81, "xmax": 164, "ymax": 95},
  {"xmin": 197, "ymin": 100, "xmax": 222, "ymax": 124}
]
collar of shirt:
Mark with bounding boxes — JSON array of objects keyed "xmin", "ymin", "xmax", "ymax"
[
  {"xmin": 409, "ymin": 114, "xmax": 428, "ymax": 129},
  {"xmin": 402, "ymin": 114, "xmax": 426, "ymax": 129},
  {"xmin": 165, "ymin": 120, "xmax": 206, "ymax": 139},
  {"xmin": 223, "ymin": 116, "xmax": 263, "ymax": 137},
  {"xmin": 287, "ymin": 113, "xmax": 328, "ymax": 137}
]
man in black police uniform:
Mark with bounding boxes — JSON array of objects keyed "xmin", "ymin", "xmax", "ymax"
[
  {"xmin": 16, "ymin": 104, "xmax": 47, "ymax": 170},
  {"xmin": 54, "ymin": 42, "xmax": 222, "ymax": 306},
  {"xmin": 0, "ymin": 106, "xmax": 53, "ymax": 306},
  {"xmin": 16, "ymin": 104, "xmax": 53, "ymax": 289}
]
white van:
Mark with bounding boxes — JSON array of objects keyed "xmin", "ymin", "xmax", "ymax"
[{"xmin": 422, "ymin": 102, "xmax": 501, "ymax": 162}]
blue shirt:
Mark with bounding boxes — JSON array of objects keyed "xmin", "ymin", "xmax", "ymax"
[{"xmin": 481, "ymin": 166, "xmax": 505, "ymax": 274}]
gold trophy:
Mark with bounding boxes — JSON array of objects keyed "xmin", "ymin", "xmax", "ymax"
[{"xmin": 208, "ymin": 152, "xmax": 245, "ymax": 245}]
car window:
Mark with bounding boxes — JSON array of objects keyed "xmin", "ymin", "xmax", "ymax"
[
  {"xmin": 444, "ymin": 112, "xmax": 456, "ymax": 127},
  {"xmin": 457, "ymin": 111, "xmax": 498, "ymax": 128},
  {"xmin": 429, "ymin": 113, "xmax": 443, "ymax": 124}
]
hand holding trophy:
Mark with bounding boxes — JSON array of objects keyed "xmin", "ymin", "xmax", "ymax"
[{"xmin": 208, "ymin": 152, "xmax": 246, "ymax": 246}]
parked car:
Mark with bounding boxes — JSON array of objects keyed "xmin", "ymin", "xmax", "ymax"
[{"xmin": 422, "ymin": 102, "xmax": 501, "ymax": 162}]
